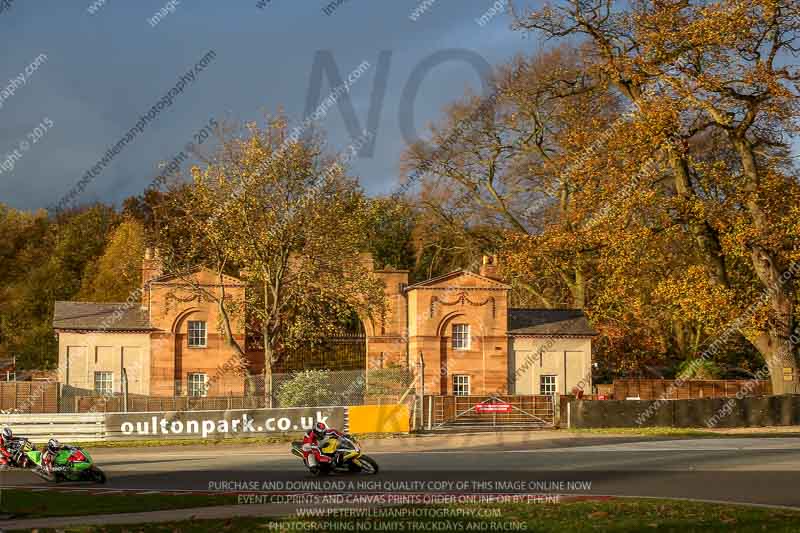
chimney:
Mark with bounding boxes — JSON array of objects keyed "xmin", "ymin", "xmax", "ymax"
[
  {"xmin": 479, "ymin": 254, "xmax": 502, "ymax": 281},
  {"xmin": 141, "ymin": 247, "xmax": 164, "ymax": 301}
]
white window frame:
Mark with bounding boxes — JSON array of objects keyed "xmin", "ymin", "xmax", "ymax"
[
  {"xmin": 187, "ymin": 320, "xmax": 207, "ymax": 348},
  {"xmin": 540, "ymin": 375, "xmax": 557, "ymax": 395},
  {"xmin": 94, "ymin": 371, "xmax": 113, "ymax": 395},
  {"xmin": 451, "ymin": 323, "xmax": 470, "ymax": 350},
  {"xmin": 187, "ymin": 373, "xmax": 208, "ymax": 397},
  {"xmin": 453, "ymin": 374, "xmax": 470, "ymax": 396}
]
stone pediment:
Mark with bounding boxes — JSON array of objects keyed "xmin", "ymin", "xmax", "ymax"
[
  {"xmin": 405, "ymin": 269, "xmax": 510, "ymax": 291},
  {"xmin": 148, "ymin": 266, "xmax": 244, "ymax": 287}
]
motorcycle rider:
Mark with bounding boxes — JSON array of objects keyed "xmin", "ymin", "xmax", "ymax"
[
  {"xmin": 0, "ymin": 427, "xmax": 31, "ymax": 468},
  {"xmin": 42, "ymin": 438, "xmax": 64, "ymax": 474},
  {"xmin": 302, "ymin": 422, "xmax": 346, "ymax": 467},
  {"xmin": 0, "ymin": 427, "xmax": 18, "ymax": 467}
]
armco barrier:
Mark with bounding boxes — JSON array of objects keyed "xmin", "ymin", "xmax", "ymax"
[
  {"xmin": 0, "ymin": 413, "xmax": 106, "ymax": 442},
  {"xmin": 348, "ymin": 404, "xmax": 410, "ymax": 433},
  {"xmin": 0, "ymin": 404, "xmax": 411, "ymax": 443},
  {"xmin": 567, "ymin": 395, "xmax": 800, "ymax": 428}
]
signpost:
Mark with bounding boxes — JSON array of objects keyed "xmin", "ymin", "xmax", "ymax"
[{"xmin": 475, "ymin": 401, "xmax": 512, "ymax": 414}]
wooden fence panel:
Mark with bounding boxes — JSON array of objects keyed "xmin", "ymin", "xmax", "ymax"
[
  {"xmin": 0, "ymin": 382, "xmax": 59, "ymax": 413},
  {"xmin": 612, "ymin": 379, "xmax": 772, "ymax": 400},
  {"xmin": 73, "ymin": 394, "xmax": 267, "ymax": 413}
]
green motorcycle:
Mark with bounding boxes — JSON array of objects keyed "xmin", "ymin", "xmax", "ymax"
[{"xmin": 25, "ymin": 445, "xmax": 107, "ymax": 483}]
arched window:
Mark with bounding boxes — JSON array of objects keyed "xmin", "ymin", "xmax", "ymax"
[{"xmin": 451, "ymin": 323, "xmax": 470, "ymax": 350}]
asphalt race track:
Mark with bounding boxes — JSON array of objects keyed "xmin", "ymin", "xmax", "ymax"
[{"xmin": 2, "ymin": 434, "xmax": 800, "ymax": 508}]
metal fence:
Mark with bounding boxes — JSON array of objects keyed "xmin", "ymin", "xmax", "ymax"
[
  {"xmin": 272, "ymin": 368, "xmax": 413, "ymax": 408},
  {"xmin": 0, "ymin": 368, "xmax": 415, "ymax": 414}
]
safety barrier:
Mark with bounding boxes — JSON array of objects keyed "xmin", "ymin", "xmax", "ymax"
[
  {"xmin": 0, "ymin": 403, "xmax": 412, "ymax": 442},
  {"xmin": 567, "ymin": 394, "xmax": 800, "ymax": 428},
  {"xmin": 0, "ymin": 413, "xmax": 106, "ymax": 442}
]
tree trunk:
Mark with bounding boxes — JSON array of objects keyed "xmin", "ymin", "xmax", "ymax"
[
  {"xmin": 748, "ymin": 246, "xmax": 799, "ymax": 394},
  {"xmin": 674, "ymin": 322, "xmax": 687, "ymax": 357},
  {"xmin": 730, "ymin": 135, "xmax": 799, "ymax": 394},
  {"xmin": 666, "ymin": 151, "xmax": 730, "ymax": 289},
  {"xmin": 214, "ymin": 276, "xmax": 248, "ymax": 373},
  {"xmin": 264, "ymin": 333, "xmax": 275, "ymax": 408},
  {"xmin": 263, "ymin": 279, "xmax": 275, "ymax": 408},
  {"xmin": 754, "ymin": 334, "xmax": 799, "ymax": 395},
  {"xmin": 572, "ymin": 265, "xmax": 586, "ymax": 309}
]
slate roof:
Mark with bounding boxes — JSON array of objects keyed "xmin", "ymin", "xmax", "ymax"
[
  {"xmin": 508, "ymin": 308, "xmax": 598, "ymax": 337},
  {"xmin": 53, "ymin": 301, "xmax": 151, "ymax": 331}
]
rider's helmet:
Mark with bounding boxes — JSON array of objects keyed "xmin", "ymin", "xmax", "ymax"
[
  {"xmin": 312, "ymin": 422, "xmax": 327, "ymax": 440},
  {"xmin": 1, "ymin": 427, "xmax": 11, "ymax": 445},
  {"xmin": 47, "ymin": 438, "xmax": 60, "ymax": 454}
]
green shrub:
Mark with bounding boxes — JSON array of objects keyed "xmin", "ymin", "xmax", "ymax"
[
  {"xmin": 676, "ymin": 358, "xmax": 723, "ymax": 379},
  {"xmin": 276, "ymin": 370, "xmax": 335, "ymax": 407}
]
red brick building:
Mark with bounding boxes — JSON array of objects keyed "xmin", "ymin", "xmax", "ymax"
[
  {"xmin": 54, "ymin": 252, "xmax": 596, "ymax": 398},
  {"xmin": 362, "ymin": 255, "xmax": 597, "ymax": 396},
  {"xmin": 54, "ymin": 249, "xmax": 256, "ymax": 397}
]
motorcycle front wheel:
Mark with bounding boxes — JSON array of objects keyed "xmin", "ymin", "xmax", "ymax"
[
  {"xmin": 89, "ymin": 466, "xmax": 107, "ymax": 484},
  {"xmin": 33, "ymin": 466, "xmax": 58, "ymax": 483},
  {"xmin": 356, "ymin": 455, "xmax": 379, "ymax": 475}
]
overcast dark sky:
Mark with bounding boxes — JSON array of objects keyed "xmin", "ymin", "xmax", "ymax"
[{"xmin": 0, "ymin": 0, "xmax": 535, "ymax": 211}]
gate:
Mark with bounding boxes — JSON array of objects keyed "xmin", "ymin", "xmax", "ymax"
[{"xmin": 424, "ymin": 395, "xmax": 555, "ymax": 431}]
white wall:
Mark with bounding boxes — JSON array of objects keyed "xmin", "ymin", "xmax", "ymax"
[
  {"xmin": 509, "ymin": 337, "xmax": 592, "ymax": 395},
  {"xmin": 57, "ymin": 331, "xmax": 151, "ymax": 395}
]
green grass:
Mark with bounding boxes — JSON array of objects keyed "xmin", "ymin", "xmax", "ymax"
[
  {"xmin": 36, "ymin": 498, "xmax": 800, "ymax": 532},
  {"xmin": 568, "ymin": 426, "xmax": 800, "ymax": 438},
  {"xmin": 0, "ymin": 489, "xmax": 236, "ymax": 519},
  {"xmin": 569, "ymin": 427, "xmax": 717, "ymax": 437}
]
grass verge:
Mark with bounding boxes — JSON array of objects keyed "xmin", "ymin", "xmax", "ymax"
[
  {"xmin": 568, "ymin": 426, "xmax": 800, "ymax": 438},
  {"xmin": 0, "ymin": 490, "xmax": 236, "ymax": 519},
  {"xmin": 34, "ymin": 498, "xmax": 800, "ymax": 532}
]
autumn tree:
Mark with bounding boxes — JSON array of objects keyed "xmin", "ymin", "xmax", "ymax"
[
  {"xmin": 0, "ymin": 204, "xmax": 117, "ymax": 369},
  {"xmin": 159, "ymin": 116, "xmax": 386, "ymax": 404},
  {"xmin": 512, "ymin": 0, "xmax": 800, "ymax": 392},
  {"xmin": 403, "ymin": 46, "xmax": 624, "ymax": 307},
  {"xmin": 366, "ymin": 196, "xmax": 417, "ymax": 273},
  {"xmin": 78, "ymin": 218, "xmax": 146, "ymax": 302}
]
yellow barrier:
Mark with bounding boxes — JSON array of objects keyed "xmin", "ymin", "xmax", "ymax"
[{"xmin": 348, "ymin": 404, "xmax": 410, "ymax": 434}]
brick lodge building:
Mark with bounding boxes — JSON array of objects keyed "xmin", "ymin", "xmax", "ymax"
[{"xmin": 53, "ymin": 252, "xmax": 597, "ymax": 399}]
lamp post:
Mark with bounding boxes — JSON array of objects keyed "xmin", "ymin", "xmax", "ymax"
[{"xmin": 417, "ymin": 351, "xmax": 424, "ymax": 429}]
